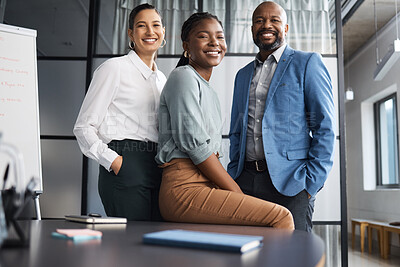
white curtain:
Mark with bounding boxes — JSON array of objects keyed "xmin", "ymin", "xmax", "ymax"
[
  {"xmin": 227, "ymin": 0, "xmax": 334, "ymax": 54},
  {"xmin": 203, "ymin": 0, "xmax": 226, "ymax": 27},
  {"xmin": 283, "ymin": 0, "xmax": 334, "ymax": 54},
  {"xmin": 112, "ymin": 0, "xmax": 133, "ymax": 54},
  {"xmin": 112, "ymin": 0, "xmax": 334, "ymax": 55},
  {"xmin": 228, "ymin": 0, "xmax": 258, "ymax": 53},
  {"xmin": 112, "ymin": 0, "xmax": 198, "ymax": 54}
]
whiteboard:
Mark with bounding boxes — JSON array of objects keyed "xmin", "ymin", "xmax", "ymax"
[{"xmin": 0, "ymin": 23, "xmax": 42, "ymax": 192}]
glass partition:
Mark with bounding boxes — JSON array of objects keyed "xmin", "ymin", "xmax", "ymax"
[
  {"xmin": 4, "ymin": 0, "xmax": 90, "ymax": 57},
  {"xmin": 40, "ymin": 140, "xmax": 83, "ymax": 218},
  {"xmin": 38, "ymin": 60, "xmax": 86, "ymax": 136}
]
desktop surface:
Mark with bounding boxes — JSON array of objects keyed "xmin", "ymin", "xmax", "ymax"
[{"xmin": 0, "ymin": 220, "xmax": 324, "ymax": 267}]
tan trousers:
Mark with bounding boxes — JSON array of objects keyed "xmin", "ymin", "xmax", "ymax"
[{"xmin": 159, "ymin": 159, "xmax": 294, "ymax": 230}]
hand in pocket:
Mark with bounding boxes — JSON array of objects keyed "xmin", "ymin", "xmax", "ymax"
[{"xmin": 111, "ymin": 156, "xmax": 123, "ymax": 175}]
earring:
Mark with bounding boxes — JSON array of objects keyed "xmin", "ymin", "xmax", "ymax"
[
  {"xmin": 184, "ymin": 51, "xmax": 189, "ymax": 58},
  {"xmin": 129, "ymin": 41, "xmax": 135, "ymax": 50},
  {"xmin": 160, "ymin": 39, "xmax": 167, "ymax": 48}
]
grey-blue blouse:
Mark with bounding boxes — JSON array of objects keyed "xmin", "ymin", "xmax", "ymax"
[{"xmin": 155, "ymin": 65, "xmax": 222, "ymax": 165}]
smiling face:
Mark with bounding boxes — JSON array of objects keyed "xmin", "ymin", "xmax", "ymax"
[
  {"xmin": 184, "ymin": 18, "xmax": 227, "ymax": 74},
  {"xmin": 128, "ymin": 9, "xmax": 165, "ymax": 57},
  {"xmin": 252, "ymin": 2, "xmax": 288, "ymax": 53}
]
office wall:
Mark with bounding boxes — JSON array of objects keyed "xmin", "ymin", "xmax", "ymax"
[{"xmin": 345, "ymin": 14, "xmax": 400, "ymax": 248}]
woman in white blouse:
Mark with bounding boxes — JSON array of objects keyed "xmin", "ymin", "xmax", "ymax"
[{"xmin": 74, "ymin": 3, "xmax": 166, "ymax": 221}]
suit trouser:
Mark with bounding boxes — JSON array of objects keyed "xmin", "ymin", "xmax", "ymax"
[
  {"xmin": 158, "ymin": 158, "xmax": 294, "ymax": 230},
  {"xmin": 236, "ymin": 167, "xmax": 310, "ymax": 231},
  {"xmin": 307, "ymin": 196, "xmax": 316, "ymax": 232},
  {"xmin": 98, "ymin": 139, "xmax": 162, "ymax": 221}
]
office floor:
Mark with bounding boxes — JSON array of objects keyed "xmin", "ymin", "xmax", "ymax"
[
  {"xmin": 348, "ymin": 244, "xmax": 400, "ymax": 266},
  {"xmin": 312, "ymin": 225, "xmax": 400, "ymax": 266}
]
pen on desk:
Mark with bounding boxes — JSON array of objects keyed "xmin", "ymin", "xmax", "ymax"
[{"xmin": 2, "ymin": 163, "xmax": 9, "ymax": 190}]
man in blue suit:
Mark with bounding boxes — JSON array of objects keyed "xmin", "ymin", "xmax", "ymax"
[{"xmin": 228, "ymin": 1, "xmax": 335, "ymax": 231}]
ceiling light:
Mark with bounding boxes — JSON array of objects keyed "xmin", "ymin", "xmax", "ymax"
[
  {"xmin": 373, "ymin": 39, "xmax": 400, "ymax": 81},
  {"xmin": 345, "ymin": 87, "xmax": 354, "ymax": 101}
]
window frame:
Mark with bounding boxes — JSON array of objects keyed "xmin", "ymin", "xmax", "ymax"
[{"xmin": 374, "ymin": 93, "xmax": 400, "ymax": 188}]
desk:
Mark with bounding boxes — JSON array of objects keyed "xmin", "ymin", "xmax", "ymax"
[{"xmin": 0, "ymin": 220, "xmax": 325, "ymax": 267}]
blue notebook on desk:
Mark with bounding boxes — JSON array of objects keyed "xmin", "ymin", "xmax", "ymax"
[{"xmin": 142, "ymin": 229, "xmax": 263, "ymax": 253}]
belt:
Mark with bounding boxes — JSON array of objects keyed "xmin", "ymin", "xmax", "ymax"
[
  {"xmin": 244, "ymin": 159, "xmax": 267, "ymax": 172},
  {"xmin": 109, "ymin": 139, "xmax": 158, "ymax": 153}
]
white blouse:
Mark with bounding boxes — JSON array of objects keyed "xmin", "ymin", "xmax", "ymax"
[{"xmin": 73, "ymin": 50, "xmax": 167, "ymax": 171}]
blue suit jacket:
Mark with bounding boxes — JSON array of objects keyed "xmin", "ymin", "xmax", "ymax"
[{"xmin": 228, "ymin": 45, "xmax": 335, "ymax": 197}]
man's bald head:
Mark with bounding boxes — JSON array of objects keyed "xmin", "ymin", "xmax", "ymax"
[{"xmin": 253, "ymin": 1, "xmax": 288, "ymax": 26}]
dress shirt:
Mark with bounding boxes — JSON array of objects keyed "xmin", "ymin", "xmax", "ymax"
[
  {"xmin": 155, "ymin": 65, "xmax": 222, "ymax": 165},
  {"xmin": 74, "ymin": 50, "xmax": 166, "ymax": 171},
  {"xmin": 246, "ymin": 44, "xmax": 286, "ymax": 161}
]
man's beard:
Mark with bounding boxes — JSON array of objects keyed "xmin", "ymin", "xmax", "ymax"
[{"xmin": 253, "ymin": 31, "xmax": 283, "ymax": 51}]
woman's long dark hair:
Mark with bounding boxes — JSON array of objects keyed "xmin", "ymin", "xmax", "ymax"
[{"xmin": 176, "ymin": 12, "xmax": 223, "ymax": 68}]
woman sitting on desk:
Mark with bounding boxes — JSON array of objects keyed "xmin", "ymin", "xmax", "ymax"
[
  {"xmin": 155, "ymin": 12, "xmax": 294, "ymax": 229},
  {"xmin": 74, "ymin": 4, "xmax": 166, "ymax": 221}
]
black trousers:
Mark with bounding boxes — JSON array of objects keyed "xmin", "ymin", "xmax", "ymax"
[
  {"xmin": 98, "ymin": 139, "xmax": 162, "ymax": 221},
  {"xmin": 236, "ymin": 167, "xmax": 309, "ymax": 231}
]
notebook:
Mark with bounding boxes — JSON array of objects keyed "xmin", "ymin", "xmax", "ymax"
[
  {"xmin": 142, "ymin": 229, "xmax": 263, "ymax": 253},
  {"xmin": 65, "ymin": 215, "xmax": 127, "ymax": 224}
]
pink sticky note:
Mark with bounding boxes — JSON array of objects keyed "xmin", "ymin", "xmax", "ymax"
[{"xmin": 56, "ymin": 229, "xmax": 102, "ymax": 237}]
